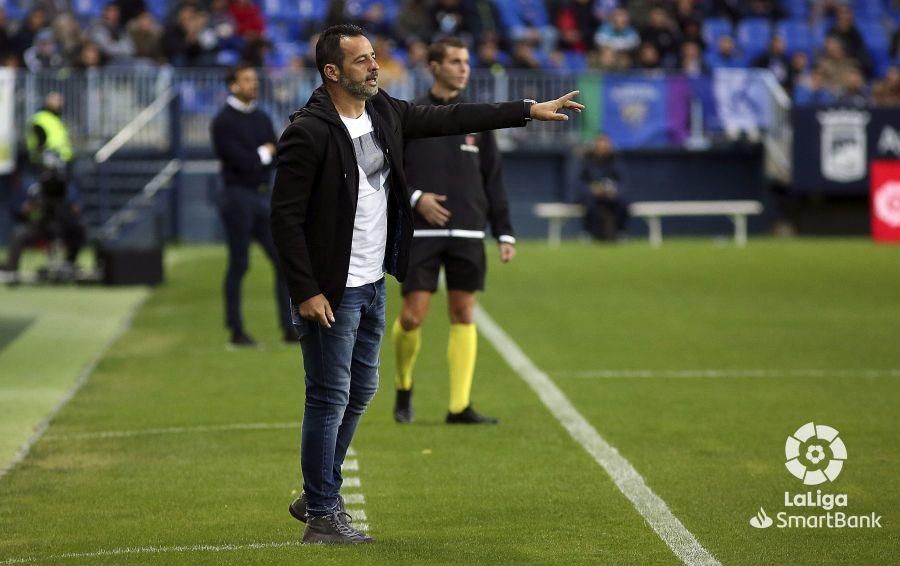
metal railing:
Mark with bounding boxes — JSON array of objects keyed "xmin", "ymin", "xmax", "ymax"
[
  {"xmin": 17, "ymin": 66, "xmax": 173, "ymax": 153},
  {"xmin": 99, "ymin": 158, "xmax": 182, "ymax": 245},
  {"xmin": 12, "ymin": 66, "xmax": 789, "ymax": 161},
  {"xmin": 94, "ymin": 87, "xmax": 177, "ymax": 163},
  {"xmin": 761, "ymin": 72, "xmax": 793, "ymax": 184},
  {"xmin": 12, "ymin": 67, "xmax": 590, "ymax": 153}
]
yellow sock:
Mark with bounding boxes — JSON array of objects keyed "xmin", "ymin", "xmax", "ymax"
[
  {"xmin": 448, "ymin": 323, "xmax": 477, "ymax": 414},
  {"xmin": 392, "ymin": 318, "xmax": 420, "ymax": 391}
]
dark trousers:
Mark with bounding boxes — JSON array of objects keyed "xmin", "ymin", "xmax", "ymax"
[
  {"xmin": 217, "ymin": 186, "xmax": 291, "ymax": 334},
  {"xmin": 3, "ymin": 205, "xmax": 86, "ymax": 271},
  {"xmin": 585, "ymin": 197, "xmax": 629, "ymax": 241},
  {"xmin": 294, "ymin": 279, "xmax": 385, "ymax": 515}
]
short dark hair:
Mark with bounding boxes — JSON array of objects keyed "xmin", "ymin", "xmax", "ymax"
[
  {"xmin": 427, "ymin": 37, "xmax": 467, "ymax": 65},
  {"xmin": 316, "ymin": 24, "xmax": 367, "ymax": 82},
  {"xmin": 225, "ymin": 63, "xmax": 254, "ymax": 86}
]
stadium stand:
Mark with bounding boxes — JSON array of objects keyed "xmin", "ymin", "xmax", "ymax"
[
  {"xmin": 0, "ymin": 0, "xmax": 894, "ymax": 89},
  {"xmin": 0, "ymin": 1, "xmax": 897, "ymax": 246}
]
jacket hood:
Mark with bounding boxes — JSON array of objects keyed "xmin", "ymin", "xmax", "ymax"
[{"xmin": 290, "ymin": 85, "xmax": 351, "ymax": 127}]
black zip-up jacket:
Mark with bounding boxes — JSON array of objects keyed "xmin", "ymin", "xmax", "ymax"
[
  {"xmin": 270, "ymin": 85, "xmax": 529, "ymax": 309},
  {"xmin": 210, "ymin": 101, "xmax": 277, "ymax": 190},
  {"xmin": 404, "ymin": 91, "xmax": 514, "ymax": 240}
]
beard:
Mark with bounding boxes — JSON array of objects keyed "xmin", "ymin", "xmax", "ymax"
[{"xmin": 340, "ymin": 73, "xmax": 378, "ymax": 100}]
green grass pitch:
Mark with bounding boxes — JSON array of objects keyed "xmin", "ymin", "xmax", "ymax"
[{"xmin": 0, "ymin": 239, "xmax": 897, "ymax": 564}]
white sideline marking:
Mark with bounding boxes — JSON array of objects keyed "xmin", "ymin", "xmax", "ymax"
[
  {"xmin": 0, "ymin": 295, "xmax": 148, "ymax": 483},
  {"xmin": 44, "ymin": 422, "xmax": 299, "ymax": 441},
  {"xmin": 0, "ymin": 540, "xmax": 302, "ymax": 565},
  {"xmin": 346, "ymin": 509, "xmax": 367, "ymax": 521},
  {"xmin": 475, "ymin": 306, "xmax": 720, "ymax": 566},
  {"xmin": 5, "ymin": 451, "xmax": 372, "ymax": 563},
  {"xmin": 556, "ymin": 368, "xmax": 900, "ymax": 379},
  {"xmin": 343, "ymin": 493, "xmax": 365, "ymax": 504},
  {"xmin": 343, "ymin": 459, "xmax": 359, "ymax": 471}
]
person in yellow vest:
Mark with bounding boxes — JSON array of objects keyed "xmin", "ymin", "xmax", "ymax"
[
  {"xmin": 26, "ymin": 92, "xmax": 73, "ymax": 166},
  {"xmin": 1, "ymin": 92, "xmax": 85, "ymax": 276}
]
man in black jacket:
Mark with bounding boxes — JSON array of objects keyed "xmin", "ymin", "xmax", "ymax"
[
  {"xmin": 271, "ymin": 23, "xmax": 582, "ymax": 544},
  {"xmin": 210, "ymin": 64, "xmax": 292, "ymax": 348},
  {"xmin": 392, "ymin": 37, "xmax": 514, "ymax": 426}
]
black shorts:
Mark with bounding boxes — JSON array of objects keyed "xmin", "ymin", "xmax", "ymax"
[{"xmin": 401, "ymin": 237, "xmax": 486, "ymax": 294}]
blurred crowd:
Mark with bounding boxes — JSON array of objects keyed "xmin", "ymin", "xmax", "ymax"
[{"xmin": 0, "ymin": 0, "xmax": 898, "ymax": 106}]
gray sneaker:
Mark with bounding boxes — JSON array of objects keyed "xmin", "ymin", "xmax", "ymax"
[
  {"xmin": 302, "ymin": 511, "xmax": 374, "ymax": 544},
  {"xmin": 289, "ymin": 492, "xmax": 345, "ymax": 523}
]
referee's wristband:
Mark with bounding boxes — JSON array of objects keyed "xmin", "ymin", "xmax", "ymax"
[
  {"xmin": 410, "ymin": 189, "xmax": 423, "ymax": 208},
  {"xmin": 499, "ymin": 235, "xmax": 516, "ymax": 245}
]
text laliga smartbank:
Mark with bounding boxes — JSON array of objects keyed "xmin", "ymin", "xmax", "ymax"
[
  {"xmin": 785, "ymin": 490, "xmax": 847, "ymax": 510},
  {"xmin": 748, "ymin": 422, "xmax": 884, "ymax": 530},
  {"xmin": 776, "ymin": 490, "xmax": 882, "ymax": 529}
]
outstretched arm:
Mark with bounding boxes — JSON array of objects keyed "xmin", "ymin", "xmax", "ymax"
[
  {"xmin": 392, "ymin": 91, "xmax": 584, "ymax": 139},
  {"xmin": 528, "ymin": 91, "xmax": 585, "ymax": 121}
]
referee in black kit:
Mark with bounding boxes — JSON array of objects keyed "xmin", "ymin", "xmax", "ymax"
[
  {"xmin": 211, "ymin": 64, "xmax": 294, "ymax": 348},
  {"xmin": 391, "ymin": 37, "xmax": 516, "ymax": 424}
]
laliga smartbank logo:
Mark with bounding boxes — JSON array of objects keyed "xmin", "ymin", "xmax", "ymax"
[
  {"xmin": 748, "ymin": 422, "xmax": 882, "ymax": 530},
  {"xmin": 784, "ymin": 421, "xmax": 845, "ymax": 485}
]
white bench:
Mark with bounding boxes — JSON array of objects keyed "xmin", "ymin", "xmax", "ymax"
[
  {"xmin": 629, "ymin": 200, "xmax": 764, "ymax": 247},
  {"xmin": 533, "ymin": 203, "xmax": 586, "ymax": 247}
]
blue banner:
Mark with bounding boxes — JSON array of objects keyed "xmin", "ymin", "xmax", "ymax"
[
  {"xmin": 593, "ymin": 70, "xmax": 777, "ymax": 148},
  {"xmin": 712, "ymin": 69, "xmax": 773, "ymax": 135},
  {"xmin": 602, "ymin": 76, "xmax": 668, "ymax": 149}
]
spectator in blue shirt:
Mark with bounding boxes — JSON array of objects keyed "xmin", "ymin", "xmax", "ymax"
[
  {"xmin": 793, "ymin": 67, "xmax": 836, "ymax": 106},
  {"xmin": 706, "ymin": 35, "xmax": 742, "ymax": 68},
  {"xmin": 595, "ymin": 8, "xmax": 639, "ymax": 53}
]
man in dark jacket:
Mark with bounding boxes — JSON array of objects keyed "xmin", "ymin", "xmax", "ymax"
[
  {"xmin": 271, "ymin": 23, "xmax": 582, "ymax": 544},
  {"xmin": 391, "ymin": 37, "xmax": 514, "ymax": 426},
  {"xmin": 580, "ymin": 132, "xmax": 628, "ymax": 240},
  {"xmin": 210, "ymin": 64, "xmax": 292, "ymax": 348}
]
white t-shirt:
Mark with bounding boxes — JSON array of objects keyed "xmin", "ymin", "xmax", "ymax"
[{"xmin": 340, "ymin": 111, "xmax": 390, "ymax": 288}]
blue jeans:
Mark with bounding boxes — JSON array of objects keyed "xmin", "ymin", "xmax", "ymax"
[
  {"xmin": 294, "ymin": 278, "xmax": 385, "ymax": 515},
  {"xmin": 216, "ymin": 186, "xmax": 291, "ymax": 333}
]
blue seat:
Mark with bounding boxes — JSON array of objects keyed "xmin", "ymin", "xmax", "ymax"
[
  {"xmin": 736, "ymin": 18, "xmax": 772, "ymax": 59},
  {"xmin": 494, "ymin": 0, "xmax": 520, "ymax": 32},
  {"xmin": 3, "ymin": 0, "xmax": 25, "ymax": 20},
  {"xmin": 857, "ymin": 19, "xmax": 890, "ymax": 54},
  {"xmin": 144, "ymin": 0, "xmax": 167, "ymax": 20},
  {"xmin": 852, "ymin": 0, "xmax": 885, "ymax": 19},
  {"xmin": 275, "ymin": 41, "xmax": 301, "ymax": 59},
  {"xmin": 783, "ymin": 0, "xmax": 808, "ymax": 18},
  {"xmin": 515, "ymin": 0, "xmax": 551, "ymax": 27},
  {"xmin": 216, "ymin": 49, "xmax": 241, "ymax": 67},
  {"xmin": 776, "ymin": 19, "xmax": 813, "ymax": 55},
  {"xmin": 705, "ymin": 51, "xmax": 746, "ymax": 69},
  {"xmin": 262, "ymin": 0, "xmax": 300, "ymax": 19},
  {"xmin": 179, "ymin": 83, "xmax": 220, "ymax": 115},
  {"xmin": 563, "ymin": 51, "xmax": 587, "ymax": 72},
  {"xmin": 811, "ymin": 19, "xmax": 830, "ymax": 51},
  {"xmin": 703, "ymin": 18, "xmax": 733, "ymax": 46},
  {"xmin": 268, "ymin": 17, "xmax": 300, "ymax": 43},
  {"xmin": 298, "ymin": 0, "xmax": 328, "ymax": 25},
  {"xmin": 343, "ymin": 0, "xmax": 400, "ymax": 24},
  {"xmin": 72, "ymin": 0, "xmax": 102, "ymax": 19}
]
